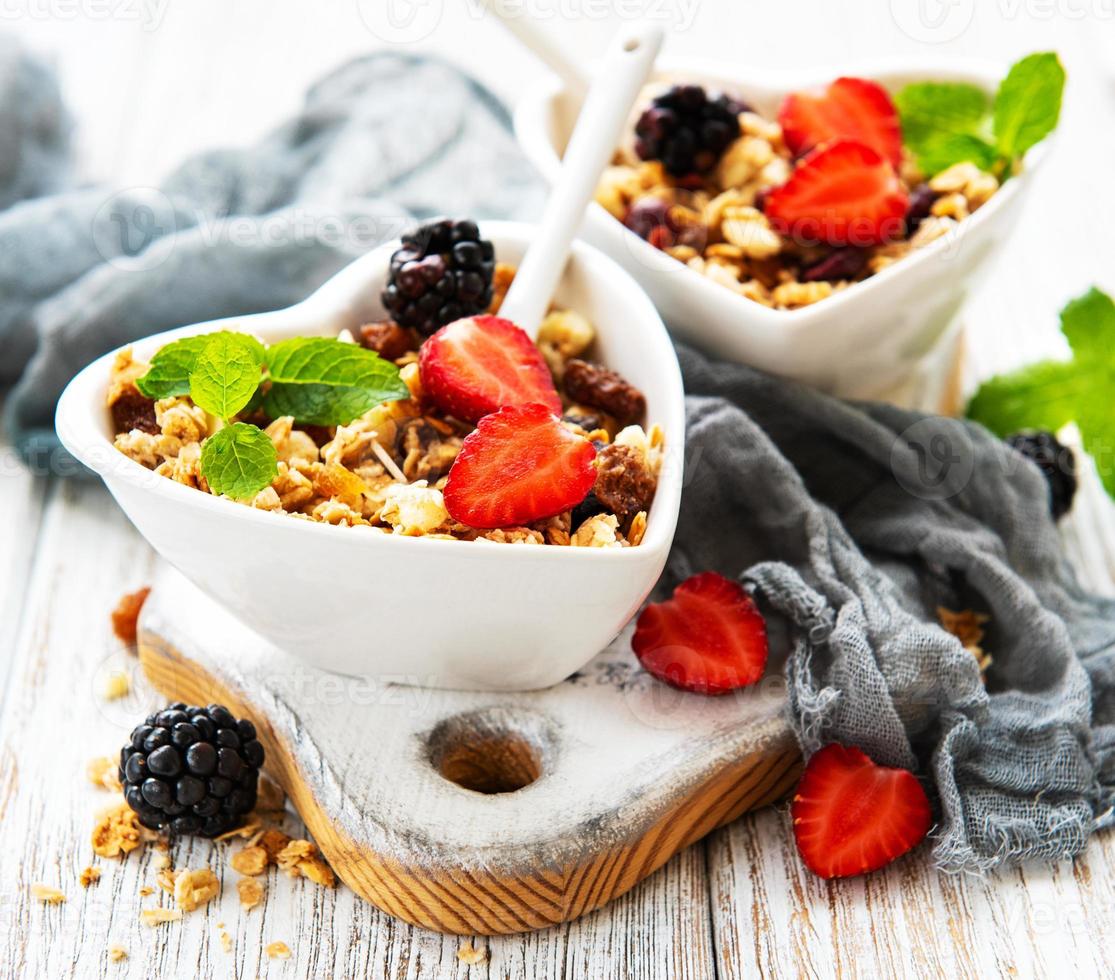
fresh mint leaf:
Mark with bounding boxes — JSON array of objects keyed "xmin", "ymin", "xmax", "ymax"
[
  {"xmin": 966, "ymin": 286, "xmax": 1115, "ymax": 496},
  {"xmin": 135, "ymin": 335, "xmax": 213, "ymax": 400},
  {"xmin": 136, "ymin": 331, "xmax": 265, "ymax": 401},
  {"xmin": 263, "ymin": 382, "xmax": 389, "ymax": 427},
  {"xmin": 189, "ymin": 332, "xmax": 265, "ymax": 420},
  {"xmin": 896, "ymin": 82, "xmax": 990, "ymax": 146},
  {"xmin": 993, "ymin": 52, "xmax": 1065, "ymax": 160},
  {"xmin": 199, "ymin": 422, "xmax": 278, "ymax": 500},
  {"xmin": 966, "ymin": 359, "xmax": 1078, "ymax": 437},
  {"xmin": 912, "ymin": 132, "xmax": 999, "ymax": 178},
  {"xmin": 266, "ymin": 337, "xmax": 409, "ymax": 399}
]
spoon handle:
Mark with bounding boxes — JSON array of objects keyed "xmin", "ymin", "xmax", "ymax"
[
  {"xmin": 478, "ymin": 0, "xmax": 588, "ymax": 100},
  {"xmin": 499, "ymin": 23, "xmax": 663, "ymax": 339}
]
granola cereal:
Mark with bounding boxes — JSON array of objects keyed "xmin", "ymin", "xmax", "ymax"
[
  {"xmin": 598, "ymin": 80, "xmax": 1005, "ymax": 311},
  {"xmin": 109, "ymin": 239, "xmax": 662, "ymax": 549},
  {"xmin": 31, "ymin": 884, "xmax": 66, "ymax": 904},
  {"xmin": 140, "ymin": 907, "xmax": 183, "ymax": 927},
  {"xmin": 108, "ymin": 945, "xmax": 128, "ymax": 962},
  {"xmin": 938, "ymin": 607, "xmax": 992, "ymax": 674},
  {"xmin": 80, "ymin": 866, "xmax": 102, "ymax": 888},
  {"xmin": 457, "ymin": 942, "xmax": 489, "ymax": 965},
  {"xmin": 275, "ymin": 839, "xmax": 336, "ymax": 887},
  {"xmin": 87, "ymin": 756, "xmax": 122, "ymax": 792},
  {"xmin": 92, "ymin": 800, "xmax": 148, "ymax": 858},
  {"xmin": 237, "ymin": 877, "xmax": 265, "ymax": 910},
  {"xmin": 265, "ymin": 941, "xmax": 292, "ymax": 960},
  {"xmin": 230, "ymin": 845, "xmax": 269, "ymax": 877},
  {"xmin": 173, "ymin": 867, "xmax": 220, "ymax": 912}
]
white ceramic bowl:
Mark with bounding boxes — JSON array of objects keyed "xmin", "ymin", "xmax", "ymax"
[
  {"xmin": 56, "ymin": 222, "xmax": 686, "ymax": 691},
  {"xmin": 515, "ymin": 58, "xmax": 1051, "ymax": 400}
]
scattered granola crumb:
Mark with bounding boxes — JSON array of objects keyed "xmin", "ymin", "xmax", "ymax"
[
  {"xmin": 265, "ymin": 941, "xmax": 292, "ymax": 960},
  {"xmin": 457, "ymin": 942, "xmax": 489, "ymax": 965},
  {"xmin": 86, "ymin": 756, "xmax": 122, "ymax": 792},
  {"xmin": 257, "ymin": 829, "xmax": 292, "ymax": 861},
  {"xmin": 213, "ymin": 817, "xmax": 261, "ymax": 842},
  {"xmin": 79, "ymin": 866, "xmax": 101, "ymax": 888},
  {"xmin": 91, "ymin": 800, "xmax": 146, "ymax": 858},
  {"xmin": 31, "ymin": 883, "xmax": 66, "ymax": 904},
  {"xmin": 111, "ymin": 587, "xmax": 151, "ymax": 644},
  {"xmin": 237, "ymin": 877, "xmax": 264, "ymax": 910},
  {"xmin": 938, "ymin": 607, "xmax": 992, "ymax": 674},
  {"xmin": 230, "ymin": 845, "xmax": 268, "ymax": 877},
  {"xmin": 275, "ymin": 839, "xmax": 336, "ymax": 887},
  {"xmin": 107, "ymin": 945, "xmax": 128, "ymax": 962},
  {"xmin": 173, "ymin": 868, "xmax": 220, "ymax": 912},
  {"xmin": 219, "ymin": 928, "xmax": 233, "ymax": 953},
  {"xmin": 140, "ymin": 886, "xmax": 154, "ymax": 897},
  {"xmin": 154, "ymin": 851, "xmax": 172, "ymax": 870},
  {"xmin": 140, "ymin": 907, "xmax": 183, "ymax": 927},
  {"xmin": 103, "ymin": 670, "xmax": 131, "ymax": 701}
]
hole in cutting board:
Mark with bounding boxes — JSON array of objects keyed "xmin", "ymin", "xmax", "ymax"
[{"xmin": 426, "ymin": 708, "xmax": 552, "ymax": 795}]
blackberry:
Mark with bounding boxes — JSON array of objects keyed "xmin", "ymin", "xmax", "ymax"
[
  {"xmin": 1006, "ymin": 430, "xmax": 1077, "ymax": 519},
  {"xmin": 382, "ymin": 219, "xmax": 495, "ymax": 336},
  {"xmin": 634, "ymin": 85, "xmax": 746, "ymax": 176},
  {"xmin": 119, "ymin": 702, "xmax": 264, "ymax": 838}
]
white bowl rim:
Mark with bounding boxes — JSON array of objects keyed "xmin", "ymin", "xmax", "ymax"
[
  {"xmin": 55, "ymin": 221, "xmax": 686, "ymax": 564},
  {"xmin": 514, "ymin": 54, "xmax": 1055, "ymax": 329}
]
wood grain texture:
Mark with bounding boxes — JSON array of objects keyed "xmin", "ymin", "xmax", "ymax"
[{"xmin": 135, "ymin": 568, "xmax": 800, "ymax": 935}]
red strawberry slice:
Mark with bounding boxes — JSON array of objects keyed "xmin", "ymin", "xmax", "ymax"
[
  {"xmin": 419, "ymin": 315, "xmax": 562, "ymax": 423},
  {"xmin": 791, "ymin": 744, "xmax": 932, "ymax": 879},
  {"xmin": 779, "ymin": 76, "xmax": 902, "ymax": 167},
  {"xmin": 631, "ymin": 572, "xmax": 768, "ymax": 695},
  {"xmin": 764, "ymin": 139, "xmax": 908, "ymax": 247},
  {"xmin": 443, "ymin": 403, "xmax": 597, "ymax": 528}
]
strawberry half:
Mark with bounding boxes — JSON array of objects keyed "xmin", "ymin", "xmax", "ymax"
[
  {"xmin": 443, "ymin": 403, "xmax": 597, "ymax": 528},
  {"xmin": 631, "ymin": 572, "xmax": 768, "ymax": 695},
  {"xmin": 419, "ymin": 314, "xmax": 562, "ymax": 423},
  {"xmin": 791, "ymin": 744, "xmax": 932, "ymax": 879},
  {"xmin": 778, "ymin": 76, "xmax": 902, "ymax": 167},
  {"xmin": 764, "ymin": 139, "xmax": 908, "ymax": 247}
]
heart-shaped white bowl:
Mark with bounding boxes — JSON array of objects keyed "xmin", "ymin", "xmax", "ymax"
[
  {"xmin": 56, "ymin": 222, "xmax": 686, "ymax": 691},
  {"xmin": 515, "ymin": 57, "xmax": 1051, "ymax": 400}
]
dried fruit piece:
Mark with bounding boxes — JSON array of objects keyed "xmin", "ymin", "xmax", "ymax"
[
  {"xmin": 419, "ymin": 315, "xmax": 561, "ymax": 423},
  {"xmin": 444, "ymin": 404, "xmax": 597, "ymax": 529},
  {"xmin": 592, "ymin": 444, "xmax": 657, "ymax": 525},
  {"xmin": 111, "ymin": 587, "xmax": 151, "ymax": 645},
  {"xmin": 632, "ymin": 572, "xmax": 768, "ymax": 695},
  {"xmin": 778, "ymin": 76, "xmax": 903, "ymax": 167},
  {"xmin": 563, "ymin": 359, "xmax": 647, "ymax": 427},
  {"xmin": 791, "ymin": 743, "xmax": 931, "ymax": 879},
  {"xmin": 111, "ymin": 391, "xmax": 159, "ymax": 435},
  {"xmin": 358, "ymin": 320, "xmax": 413, "ymax": 362},
  {"xmin": 800, "ymin": 247, "xmax": 868, "ymax": 283},
  {"xmin": 765, "ymin": 140, "xmax": 908, "ymax": 247}
]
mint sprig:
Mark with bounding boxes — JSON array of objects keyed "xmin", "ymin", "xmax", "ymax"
[
  {"xmin": 896, "ymin": 52, "xmax": 1064, "ymax": 178},
  {"xmin": 134, "ymin": 329, "xmax": 408, "ymax": 500},
  {"xmin": 967, "ymin": 286, "xmax": 1115, "ymax": 494},
  {"xmin": 199, "ymin": 423, "xmax": 279, "ymax": 500}
]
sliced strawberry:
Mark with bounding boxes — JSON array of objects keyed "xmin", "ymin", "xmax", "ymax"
[
  {"xmin": 791, "ymin": 744, "xmax": 932, "ymax": 879},
  {"xmin": 764, "ymin": 139, "xmax": 908, "ymax": 247},
  {"xmin": 631, "ymin": 572, "xmax": 768, "ymax": 695},
  {"xmin": 443, "ymin": 403, "xmax": 596, "ymax": 528},
  {"xmin": 419, "ymin": 315, "xmax": 562, "ymax": 423},
  {"xmin": 779, "ymin": 76, "xmax": 902, "ymax": 167}
]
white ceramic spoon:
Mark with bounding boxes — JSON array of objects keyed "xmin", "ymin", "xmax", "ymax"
[{"xmin": 497, "ymin": 22, "xmax": 663, "ymax": 339}]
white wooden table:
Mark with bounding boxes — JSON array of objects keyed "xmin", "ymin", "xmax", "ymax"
[{"xmin": 3, "ymin": 3, "xmax": 1115, "ymax": 976}]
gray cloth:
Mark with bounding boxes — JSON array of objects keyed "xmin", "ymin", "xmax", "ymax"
[
  {"xmin": 1, "ymin": 49, "xmax": 544, "ymax": 470},
  {"xmin": 4, "ymin": 41, "xmax": 1114, "ymax": 872}
]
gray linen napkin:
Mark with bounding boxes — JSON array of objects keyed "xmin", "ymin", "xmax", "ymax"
[{"xmin": 4, "ymin": 41, "xmax": 1113, "ymax": 873}]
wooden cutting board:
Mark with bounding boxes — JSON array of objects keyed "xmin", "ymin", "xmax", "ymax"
[{"xmin": 137, "ymin": 565, "xmax": 800, "ymax": 935}]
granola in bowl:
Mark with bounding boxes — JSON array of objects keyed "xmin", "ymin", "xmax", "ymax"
[
  {"xmin": 597, "ymin": 53, "xmax": 1063, "ymax": 310},
  {"xmin": 108, "ymin": 220, "xmax": 662, "ymax": 549}
]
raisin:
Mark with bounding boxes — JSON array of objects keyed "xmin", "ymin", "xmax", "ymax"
[
  {"xmin": 563, "ymin": 360, "xmax": 647, "ymax": 427},
  {"xmin": 592, "ymin": 444, "xmax": 656, "ymax": 525},
  {"xmin": 562, "ymin": 410, "xmax": 603, "ymax": 433},
  {"xmin": 358, "ymin": 320, "xmax": 414, "ymax": 361},
  {"xmin": 905, "ymin": 183, "xmax": 937, "ymax": 234},
  {"xmin": 111, "ymin": 391, "xmax": 158, "ymax": 435},
  {"xmin": 801, "ymin": 247, "xmax": 868, "ymax": 283}
]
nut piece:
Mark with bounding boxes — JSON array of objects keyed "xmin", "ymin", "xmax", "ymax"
[
  {"xmin": 237, "ymin": 877, "xmax": 265, "ymax": 910},
  {"xmin": 563, "ymin": 360, "xmax": 647, "ymax": 427},
  {"xmin": 358, "ymin": 320, "xmax": 413, "ymax": 361},
  {"xmin": 593, "ymin": 444, "xmax": 657, "ymax": 525},
  {"xmin": 230, "ymin": 845, "xmax": 268, "ymax": 877},
  {"xmin": 173, "ymin": 868, "xmax": 220, "ymax": 912},
  {"xmin": 111, "ymin": 587, "xmax": 151, "ymax": 645},
  {"xmin": 31, "ymin": 884, "xmax": 66, "ymax": 904}
]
